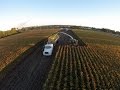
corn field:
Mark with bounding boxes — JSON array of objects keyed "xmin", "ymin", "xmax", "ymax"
[{"xmin": 43, "ymin": 44, "xmax": 120, "ymax": 90}]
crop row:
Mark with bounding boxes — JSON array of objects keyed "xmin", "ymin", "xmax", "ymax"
[{"xmin": 43, "ymin": 45, "xmax": 120, "ymax": 89}]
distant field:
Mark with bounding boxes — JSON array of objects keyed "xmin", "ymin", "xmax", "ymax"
[
  {"xmin": 0, "ymin": 29, "xmax": 57, "ymax": 71},
  {"xmin": 73, "ymin": 29, "xmax": 120, "ymax": 46}
]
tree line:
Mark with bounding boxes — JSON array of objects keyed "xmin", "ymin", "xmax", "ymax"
[
  {"xmin": 69, "ymin": 26, "xmax": 120, "ymax": 35},
  {"xmin": 0, "ymin": 25, "xmax": 119, "ymax": 39},
  {"xmin": 0, "ymin": 28, "xmax": 19, "ymax": 39}
]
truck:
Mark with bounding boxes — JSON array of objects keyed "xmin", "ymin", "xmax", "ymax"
[
  {"xmin": 43, "ymin": 44, "xmax": 54, "ymax": 56},
  {"xmin": 43, "ymin": 33, "xmax": 59, "ymax": 56}
]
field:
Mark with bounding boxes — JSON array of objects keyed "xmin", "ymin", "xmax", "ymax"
[
  {"xmin": 43, "ymin": 29, "xmax": 120, "ymax": 89},
  {"xmin": 0, "ymin": 29, "xmax": 57, "ymax": 71},
  {"xmin": 43, "ymin": 45, "xmax": 120, "ymax": 89},
  {"xmin": 73, "ymin": 29, "xmax": 120, "ymax": 46},
  {"xmin": 0, "ymin": 28, "xmax": 120, "ymax": 89}
]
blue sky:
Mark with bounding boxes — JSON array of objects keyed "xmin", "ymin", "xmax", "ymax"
[{"xmin": 0, "ymin": 0, "xmax": 120, "ymax": 31}]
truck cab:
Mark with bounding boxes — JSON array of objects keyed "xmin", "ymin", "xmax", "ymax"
[{"xmin": 43, "ymin": 44, "xmax": 54, "ymax": 56}]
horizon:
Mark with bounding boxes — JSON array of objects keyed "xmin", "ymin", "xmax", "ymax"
[{"xmin": 0, "ymin": 0, "xmax": 120, "ymax": 31}]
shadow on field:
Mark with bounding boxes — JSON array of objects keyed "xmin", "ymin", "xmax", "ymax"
[
  {"xmin": 0, "ymin": 37, "xmax": 58, "ymax": 90},
  {"xmin": 0, "ymin": 38, "xmax": 47, "ymax": 80}
]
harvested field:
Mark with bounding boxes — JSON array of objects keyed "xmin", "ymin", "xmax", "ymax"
[
  {"xmin": 0, "ymin": 39, "xmax": 56, "ymax": 89},
  {"xmin": 0, "ymin": 29, "xmax": 58, "ymax": 71},
  {"xmin": 73, "ymin": 29, "xmax": 120, "ymax": 46}
]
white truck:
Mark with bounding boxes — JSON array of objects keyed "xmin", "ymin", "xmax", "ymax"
[
  {"xmin": 43, "ymin": 44, "xmax": 54, "ymax": 56},
  {"xmin": 43, "ymin": 33, "xmax": 59, "ymax": 56}
]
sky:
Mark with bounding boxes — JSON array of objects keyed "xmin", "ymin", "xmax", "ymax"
[{"xmin": 0, "ymin": 0, "xmax": 120, "ymax": 31}]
